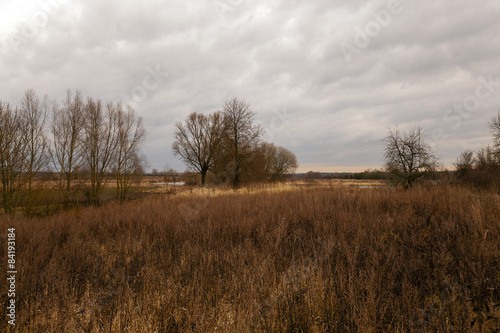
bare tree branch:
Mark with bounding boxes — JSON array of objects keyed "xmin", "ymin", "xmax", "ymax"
[
  {"xmin": 221, "ymin": 98, "xmax": 263, "ymax": 187},
  {"xmin": 173, "ymin": 111, "xmax": 224, "ymax": 185},
  {"xmin": 83, "ymin": 98, "xmax": 120, "ymax": 205},
  {"xmin": 114, "ymin": 105, "xmax": 146, "ymax": 201},
  {"xmin": 51, "ymin": 89, "xmax": 87, "ymax": 204},
  {"xmin": 384, "ymin": 124, "xmax": 438, "ymax": 189}
]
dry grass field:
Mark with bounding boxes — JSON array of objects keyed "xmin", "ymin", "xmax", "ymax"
[{"xmin": 1, "ymin": 184, "xmax": 499, "ymax": 332}]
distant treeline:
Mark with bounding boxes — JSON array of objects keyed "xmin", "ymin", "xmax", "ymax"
[
  {"xmin": 297, "ymin": 169, "xmax": 388, "ymax": 180},
  {"xmin": 297, "ymin": 170, "xmax": 456, "ymax": 184},
  {"xmin": 451, "ymin": 113, "xmax": 500, "ymax": 191}
]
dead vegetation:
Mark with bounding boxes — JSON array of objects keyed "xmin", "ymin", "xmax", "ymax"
[{"xmin": 0, "ymin": 184, "xmax": 499, "ymax": 332}]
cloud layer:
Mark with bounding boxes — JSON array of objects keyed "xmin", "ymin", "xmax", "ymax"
[{"xmin": 1, "ymin": 0, "xmax": 500, "ymax": 172}]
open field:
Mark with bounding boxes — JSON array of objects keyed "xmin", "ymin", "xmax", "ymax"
[
  {"xmin": 1, "ymin": 184, "xmax": 499, "ymax": 332},
  {"xmin": 1, "ymin": 178, "xmax": 389, "ymax": 217}
]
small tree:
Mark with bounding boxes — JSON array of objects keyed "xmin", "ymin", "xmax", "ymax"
[
  {"xmin": 383, "ymin": 125, "xmax": 438, "ymax": 189},
  {"xmin": 454, "ymin": 150, "xmax": 475, "ymax": 181},
  {"xmin": 173, "ymin": 112, "xmax": 224, "ymax": 186}
]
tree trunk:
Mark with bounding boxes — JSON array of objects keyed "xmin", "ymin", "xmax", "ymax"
[{"xmin": 201, "ymin": 170, "xmax": 207, "ymax": 186}]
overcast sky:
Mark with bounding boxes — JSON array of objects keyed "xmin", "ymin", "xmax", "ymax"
[{"xmin": 1, "ymin": 0, "xmax": 500, "ymax": 173}]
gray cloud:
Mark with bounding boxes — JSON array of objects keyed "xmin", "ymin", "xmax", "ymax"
[{"xmin": 1, "ymin": 0, "xmax": 500, "ymax": 172}]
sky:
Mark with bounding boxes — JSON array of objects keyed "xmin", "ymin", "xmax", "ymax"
[{"xmin": 1, "ymin": 0, "xmax": 500, "ymax": 173}]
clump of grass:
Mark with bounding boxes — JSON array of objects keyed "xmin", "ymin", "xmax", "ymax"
[{"xmin": 0, "ymin": 185, "xmax": 499, "ymax": 332}]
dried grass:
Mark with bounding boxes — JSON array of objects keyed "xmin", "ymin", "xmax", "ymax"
[{"xmin": 0, "ymin": 185, "xmax": 499, "ymax": 332}]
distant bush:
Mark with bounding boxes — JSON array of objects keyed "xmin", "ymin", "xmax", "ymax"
[
  {"xmin": 454, "ymin": 146, "xmax": 500, "ymax": 191},
  {"xmin": 182, "ymin": 171, "xmax": 199, "ymax": 186}
]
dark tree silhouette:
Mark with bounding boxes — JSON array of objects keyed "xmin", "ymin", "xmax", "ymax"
[
  {"xmin": 384, "ymin": 125, "xmax": 438, "ymax": 189},
  {"xmin": 173, "ymin": 112, "xmax": 224, "ymax": 185}
]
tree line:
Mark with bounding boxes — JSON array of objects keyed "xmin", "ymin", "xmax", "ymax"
[
  {"xmin": 382, "ymin": 112, "xmax": 500, "ymax": 190},
  {"xmin": 11, "ymin": 89, "xmax": 499, "ymax": 214},
  {"xmin": 0, "ymin": 89, "xmax": 145, "ymax": 216},
  {"xmin": 173, "ymin": 97, "xmax": 298, "ymax": 187},
  {"xmin": 300, "ymin": 169, "xmax": 387, "ymax": 180},
  {"xmin": 453, "ymin": 113, "xmax": 500, "ymax": 189}
]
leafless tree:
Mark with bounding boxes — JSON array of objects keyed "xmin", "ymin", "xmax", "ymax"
[
  {"xmin": 454, "ymin": 150, "xmax": 475, "ymax": 180},
  {"xmin": 51, "ymin": 90, "xmax": 87, "ymax": 203},
  {"xmin": 383, "ymin": 125, "xmax": 438, "ymax": 189},
  {"xmin": 83, "ymin": 98, "xmax": 120, "ymax": 205},
  {"xmin": 452, "ymin": 112, "xmax": 500, "ymax": 188},
  {"xmin": 0, "ymin": 102, "xmax": 28, "ymax": 216},
  {"xmin": 476, "ymin": 145, "xmax": 498, "ymax": 168},
  {"xmin": 475, "ymin": 145, "xmax": 500, "ymax": 187},
  {"xmin": 173, "ymin": 111, "xmax": 224, "ymax": 186},
  {"xmin": 260, "ymin": 142, "xmax": 298, "ymax": 181},
  {"xmin": 0, "ymin": 90, "xmax": 50, "ymax": 216},
  {"xmin": 222, "ymin": 98, "xmax": 263, "ymax": 187},
  {"xmin": 114, "ymin": 104, "xmax": 146, "ymax": 201},
  {"xmin": 20, "ymin": 90, "xmax": 51, "ymax": 215},
  {"xmin": 489, "ymin": 112, "xmax": 500, "ymax": 157}
]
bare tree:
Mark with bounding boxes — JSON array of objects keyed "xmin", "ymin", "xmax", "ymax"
[
  {"xmin": 173, "ymin": 111, "xmax": 224, "ymax": 186},
  {"xmin": 454, "ymin": 150, "xmax": 476, "ymax": 180},
  {"xmin": 489, "ymin": 112, "xmax": 500, "ymax": 161},
  {"xmin": 452, "ymin": 114, "xmax": 500, "ymax": 188},
  {"xmin": 476, "ymin": 145, "xmax": 498, "ymax": 168},
  {"xmin": 114, "ymin": 104, "xmax": 146, "ymax": 201},
  {"xmin": 222, "ymin": 98, "xmax": 263, "ymax": 187},
  {"xmin": 383, "ymin": 125, "xmax": 438, "ymax": 189},
  {"xmin": 0, "ymin": 90, "xmax": 50, "ymax": 216},
  {"xmin": 51, "ymin": 90, "xmax": 87, "ymax": 203},
  {"xmin": 83, "ymin": 98, "xmax": 120, "ymax": 205},
  {"xmin": 260, "ymin": 142, "xmax": 298, "ymax": 181},
  {"xmin": 20, "ymin": 90, "xmax": 51, "ymax": 215},
  {"xmin": 490, "ymin": 112, "xmax": 500, "ymax": 145},
  {"xmin": 0, "ymin": 102, "xmax": 28, "ymax": 216}
]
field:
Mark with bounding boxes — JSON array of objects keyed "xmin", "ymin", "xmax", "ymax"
[
  {"xmin": 1, "ymin": 183, "xmax": 499, "ymax": 332},
  {"xmin": 1, "ymin": 178, "xmax": 389, "ymax": 217}
]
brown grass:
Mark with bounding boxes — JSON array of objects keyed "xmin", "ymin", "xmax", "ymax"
[{"xmin": 0, "ymin": 185, "xmax": 499, "ymax": 332}]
